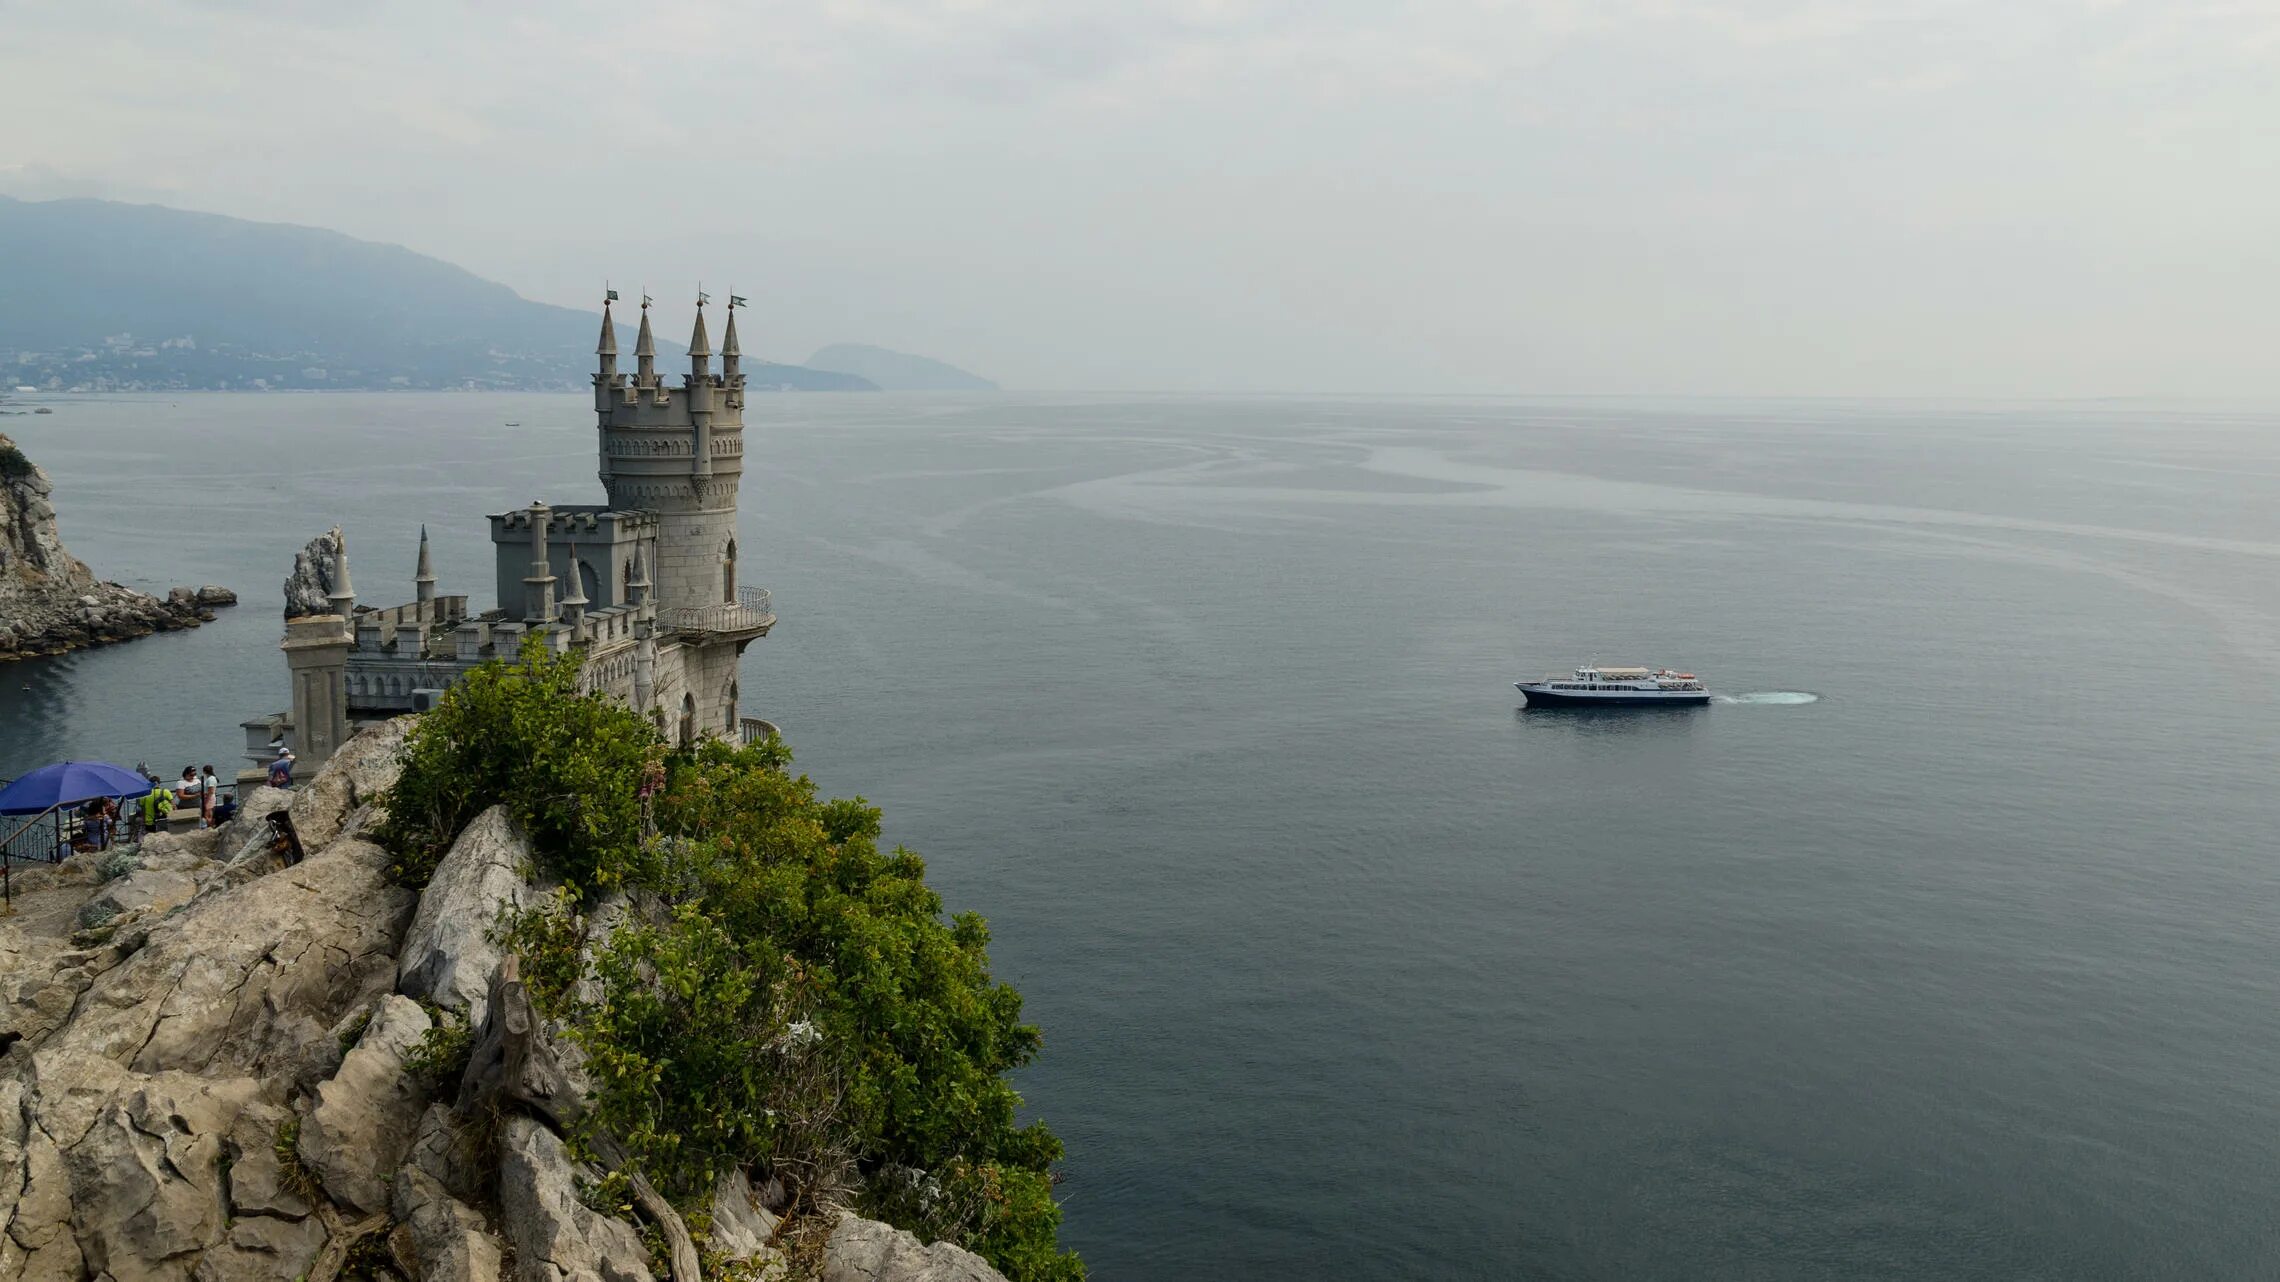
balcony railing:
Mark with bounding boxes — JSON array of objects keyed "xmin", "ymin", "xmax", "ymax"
[
  {"xmin": 660, "ymin": 587, "xmax": 774, "ymax": 636},
  {"xmin": 739, "ymin": 717, "xmax": 780, "ymax": 746}
]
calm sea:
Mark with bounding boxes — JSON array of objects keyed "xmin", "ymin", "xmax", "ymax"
[{"xmin": 6, "ymin": 392, "xmax": 2280, "ymax": 1280}]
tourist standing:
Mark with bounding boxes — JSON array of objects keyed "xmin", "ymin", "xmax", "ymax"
[
  {"xmin": 268, "ymin": 748, "xmax": 294, "ymax": 789},
  {"xmin": 199, "ymin": 763, "xmax": 220, "ymax": 828}
]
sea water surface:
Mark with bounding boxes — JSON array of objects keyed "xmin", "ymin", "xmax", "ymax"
[{"xmin": 5, "ymin": 393, "xmax": 2280, "ymax": 1279}]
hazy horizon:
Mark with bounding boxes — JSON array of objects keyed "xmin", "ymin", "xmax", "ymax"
[{"xmin": 5, "ymin": 1, "xmax": 2277, "ymax": 397}]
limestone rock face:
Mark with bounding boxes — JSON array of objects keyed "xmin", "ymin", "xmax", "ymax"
[
  {"xmin": 709, "ymin": 1167, "xmax": 785, "ymax": 1266},
  {"xmin": 282, "ymin": 526, "xmax": 342, "ymax": 619},
  {"xmin": 285, "ymin": 715, "xmax": 409, "ymax": 850},
  {"xmin": 390, "ymin": 1165, "xmax": 503, "ymax": 1282},
  {"xmin": 0, "ymin": 432, "xmax": 230, "ymax": 660},
  {"xmin": 41, "ymin": 834, "xmax": 415, "ymax": 1082},
  {"xmin": 497, "ymin": 1114, "xmax": 656, "ymax": 1282},
  {"xmin": 398, "ymin": 804, "xmax": 535, "ymax": 1027},
  {"xmin": 824, "ymin": 1214, "xmax": 1009, "ymax": 1282},
  {"xmin": 299, "ymin": 994, "xmax": 433, "ymax": 1214}
]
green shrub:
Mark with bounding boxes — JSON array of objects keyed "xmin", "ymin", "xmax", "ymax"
[
  {"xmin": 395, "ymin": 648, "xmax": 1079, "ymax": 1279},
  {"xmin": 77, "ymin": 900, "xmax": 120, "ymax": 930},
  {"xmin": 97, "ymin": 848, "xmax": 142, "ymax": 883},
  {"xmin": 0, "ymin": 443, "xmax": 31, "ymax": 481},
  {"xmin": 403, "ymin": 1009, "xmax": 474, "ymax": 1094},
  {"xmin": 376, "ymin": 637, "xmax": 660, "ymax": 890}
]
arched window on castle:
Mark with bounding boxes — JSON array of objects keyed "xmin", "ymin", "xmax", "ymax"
[{"xmin": 723, "ymin": 538, "xmax": 738, "ymax": 602}]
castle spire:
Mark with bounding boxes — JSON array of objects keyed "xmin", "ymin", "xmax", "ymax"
[
  {"xmin": 688, "ymin": 293, "xmax": 711, "ymax": 378},
  {"xmin": 596, "ymin": 299, "xmax": 617, "ymax": 357},
  {"xmin": 559, "ymin": 541, "xmax": 588, "ymax": 629},
  {"xmin": 634, "ymin": 297, "xmax": 657, "ymax": 385},
  {"xmin": 414, "ymin": 524, "xmax": 435, "ymax": 604},
  {"xmin": 721, "ymin": 299, "xmax": 742, "ymax": 381},
  {"xmin": 627, "ymin": 540, "xmax": 651, "ymax": 610}
]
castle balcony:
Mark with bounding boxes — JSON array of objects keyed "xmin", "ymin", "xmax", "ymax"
[
  {"xmin": 660, "ymin": 586, "xmax": 775, "ymax": 639},
  {"xmin": 739, "ymin": 717, "xmax": 781, "ymax": 747}
]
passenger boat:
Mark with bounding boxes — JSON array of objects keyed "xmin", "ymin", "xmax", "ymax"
[{"xmin": 1515, "ymin": 665, "xmax": 1710, "ymax": 707}]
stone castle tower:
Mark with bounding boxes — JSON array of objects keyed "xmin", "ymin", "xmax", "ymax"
[
  {"xmin": 593, "ymin": 296, "xmax": 747, "ymax": 615},
  {"xmin": 268, "ymin": 292, "xmax": 775, "ymax": 777}
]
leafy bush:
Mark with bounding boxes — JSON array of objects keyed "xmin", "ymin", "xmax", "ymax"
[
  {"xmin": 97, "ymin": 848, "xmax": 142, "ymax": 883},
  {"xmin": 376, "ymin": 637, "xmax": 659, "ymax": 890},
  {"xmin": 403, "ymin": 1008, "xmax": 474, "ymax": 1093},
  {"xmin": 0, "ymin": 443, "xmax": 31, "ymax": 481},
  {"xmin": 76, "ymin": 900, "xmax": 120, "ymax": 930},
  {"xmin": 394, "ymin": 646, "xmax": 1079, "ymax": 1279}
]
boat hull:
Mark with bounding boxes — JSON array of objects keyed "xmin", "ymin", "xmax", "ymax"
[{"xmin": 1515, "ymin": 684, "xmax": 1711, "ymax": 707}]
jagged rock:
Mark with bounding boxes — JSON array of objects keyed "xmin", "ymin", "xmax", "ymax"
[
  {"xmin": 40, "ymin": 835, "xmax": 415, "ymax": 1085},
  {"xmin": 299, "ymin": 994, "xmax": 433, "ymax": 1215},
  {"xmin": 390, "ymin": 1166, "xmax": 503, "ymax": 1282},
  {"xmin": 283, "ymin": 527, "xmax": 342, "ymax": 619},
  {"xmin": 193, "ymin": 585, "xmax": 236, "ymax": 607},
  {"xmin": 137, "ymin": 827, "xmax": 223, "ymax": 870},
  {"xmin": 0, "ymin": 433, "xmax": 223, "ymax": 658},
  {"xmin": 823, "ymin": 1214, "xmax": 1009, "ymax": 1282},
  {"xmin": 398, "ymin": 805, "xmax": 535, "ymax": 1027},
  {"xmin": 90, "ymin": 867, "xmax": 197, "ymax": 920},
  {"xmin": 402, "ymin": 1103, "xmax": 488, "ymax": 1205},
  {"xmin": 497, "ymin": 1115, "xmax": 655, "ymax": 1282},
  {"xmin": 198, "ymin": 1213, "xmax": 328, "ymax": 1281},
  {"xmin": 28, "ymin": 1056, "xmax": 267, "ymax": 1282},
  {"xmin": 708, "ymin": 1168, "xmax": 784, "ymax": 1265},
  {"xmin": 287, "ymin": 717, "xmax": 411, "ymax": 850},
  {"xmin": 220, "ymin": 1099, "xmax": 311, "ymax": 1220}
]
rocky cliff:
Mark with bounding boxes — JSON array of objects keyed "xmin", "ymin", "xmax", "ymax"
[
  {"xmin": 0, "ymin": 722, "xmax": 1008, "ymax": 1282},
  {"xmin": 0, "ymin": 434, "xmax": 234, "ymax": 660}
]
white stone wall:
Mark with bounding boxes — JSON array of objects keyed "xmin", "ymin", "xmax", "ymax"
[{"xmin": 650, "ymin": 507, "xmax": 740, "ymax": 614}]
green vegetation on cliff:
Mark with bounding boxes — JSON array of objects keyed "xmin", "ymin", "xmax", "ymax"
[{"xmin": 377, "ymin": 643, "xmax": 1080, "ymax": 1280}]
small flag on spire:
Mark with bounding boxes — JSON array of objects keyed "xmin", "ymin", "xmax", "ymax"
[
  {"xmin": 605, "ymin": 288, "xmax": 619, "ymax": 302},
  {"xmin": 697, "ymin": 290, "xmax": 711, "ymax": 306},
  {"xmin": 729, "ymin": 294, "xmax": 747, "ymax": 308},
  {"xmin": 641, "ymin": 293, "xmax": 652, "ymax": 309}
]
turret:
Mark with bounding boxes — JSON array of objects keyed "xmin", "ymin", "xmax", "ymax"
[
  {"xmin": 414, "ymin": 524, "xmax": 436, "ymax": 611},
  {"xmin": 688, "ymin": 301, "xmax": 711, "ymax": 380},
  {"xmin": 596, "ymin": 299, "xmax": 618, "ymax": 383},
  {"xmin": 327, "ymin": 527, "xmax": 356, "ymax": 639},
  {"xmin": 627, "ymin": 540, "xmax": 652, "ymax": 614},
  {"xmin": 686, "ymin": 294, "xmax": 715, "ymax": 479},
  {"xmin": 522, "ymin": 502, "xmax": 556, "ymax": 626},
  {"xmin": 634, "ymin": 302, "xmax": 657, "ymax": 386},
  {"xmin": 721, "ymin": 302, "xmax": 742, "ymax": 383},
  {"xmin": 559, "ymin": 541, "xmax": 589, "ymax": 631}
]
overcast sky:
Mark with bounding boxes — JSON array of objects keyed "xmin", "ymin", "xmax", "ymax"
[{"xmin": 5, "ymin": 0, "xmax": 2277, "ymax": 394}]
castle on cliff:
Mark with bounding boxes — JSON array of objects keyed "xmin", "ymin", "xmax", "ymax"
[{"xmin": 261, "ymin": 294, "xmax": 775, "ymax": 778}]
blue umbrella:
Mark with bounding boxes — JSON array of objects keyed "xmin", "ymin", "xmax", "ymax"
[{"xmin": 0, "ymin": 761, "xmax": 154, "ymax": 815}]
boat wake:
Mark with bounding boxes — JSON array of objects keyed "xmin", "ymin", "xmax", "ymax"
[{"xmin": 1716, "ymin": 692, "xmax": 1820, "ymax": 705}]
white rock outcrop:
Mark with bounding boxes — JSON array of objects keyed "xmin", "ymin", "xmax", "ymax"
[
  {"xmin": 0, "ymin": 432, "xmax": 230, "ymax": 660},
  {"xmin": 397, "ymin": 805, "xmax": 536, "ymax": 1028},
  {"xmin": 0, "ymin": 718, "xmax": 1016, "ymax": 1282}
]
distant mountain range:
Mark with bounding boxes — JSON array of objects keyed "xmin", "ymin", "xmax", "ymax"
[
  {"xmin": 806, "ymin": 344, "xmax": 998, "ymax": 391},
  {"xmin": 0, "ymin": 196, "xmax": 993, "ymax": 394}
]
